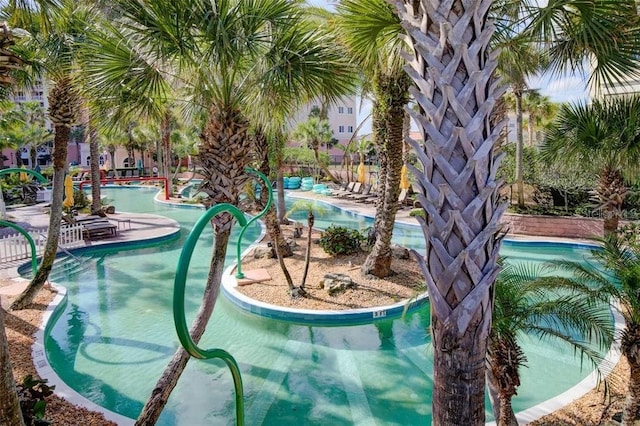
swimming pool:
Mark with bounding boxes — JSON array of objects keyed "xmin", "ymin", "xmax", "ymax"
[{"xmin": 39, "ymin": 187, "xmax": 609, "ymax": 424}]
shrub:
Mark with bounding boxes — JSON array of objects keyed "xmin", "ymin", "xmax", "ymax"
[
  {"xmin": 17, "ymin": 375, "xmax": 55, "ymax": 425},
  {"xmin": 319, "ymin": 225, "xmax": 364, "ymax": 255}
]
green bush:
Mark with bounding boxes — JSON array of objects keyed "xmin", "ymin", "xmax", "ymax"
[
  {"xmin": 319, "ymin": 225, "xmax": 364, "ymax": 255},
  {"xmin": 17, "ymin": 375, "xmax": 55, "ymax": 426}
]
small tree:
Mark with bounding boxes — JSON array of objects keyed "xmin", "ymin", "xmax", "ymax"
[{"xmin": 286, "ymin": 200, "xmax": 327, "ymax": 296}]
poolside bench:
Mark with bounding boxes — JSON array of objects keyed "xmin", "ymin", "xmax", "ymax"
[{"xmin": 82, "ymin": 220, "xmax": 118, "ymax": 240}]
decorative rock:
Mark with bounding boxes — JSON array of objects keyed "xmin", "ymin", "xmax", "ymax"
[
  {"xmin": 391, "ymin": 244, "xmax": 409, "ymax": 259},
  {"xmin": 320, "ymin": 273, "xmax": 356, "ymax": 295},
  {"xmin": 253, "ymin": 245, "xmax": 274, "ymax": 259},
  {"xmin": 285, "ymin": 238, "xmax": 298, "ymax": 250}
]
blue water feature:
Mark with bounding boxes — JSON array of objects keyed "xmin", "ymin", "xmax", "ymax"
[{"xmin": 41, "ymin": 187, "xmax": 605, "ymax": 425}]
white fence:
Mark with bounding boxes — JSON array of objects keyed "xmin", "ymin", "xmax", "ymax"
[{"xmin": 0, "ymin": 224, "xmax": 84, "ymax": 265}]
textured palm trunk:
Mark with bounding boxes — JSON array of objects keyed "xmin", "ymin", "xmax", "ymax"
[
  {"xmin": 362, "ymin": 75, "xmax": 406, "ymax": 277},
  {"xmin": 88, "ymin": 120, "xmax": 102, "ymax": 215},
  {"xmin": 622, "ymin": 323, "xmax": 640, "ymax": 425},
  {"xmin": 371, "ymin": 106, "xmax": 387, "ymax": 235},
  {"xmin": 108, "ymin": 147, "xmax": 117, "ymax": 177},
  {"xmin": 138, "ymin": 104, "xmax": 252, "ymax": 424},
  {"xmin": 161, "ymin": 111, "xmax": 171, "ymax": 193},
  {"xmin": 136, "ymin": 232, "xmax": 231, "ymax": 425},
  {"xmin": 12, "ymin": 78, "xmax": 78, "ymax": 310},
  {"xmin": 398, "ymin": 1, "xmax": 505, "ymax": 423},
  {"xmin": 0, "ymin": 307, "xmax": 24, "ymax": 426},
  {"xmin": 596, "ymin": 167, "xmax": 626, "ymax": 237},
  {"xmin": 487, "ymin": 339, "xmax": 521, "ymax": 426},
  {"xmin": 514, "ymin": 90, "xmax": 524, "ymax": 208},
  {"xmin": 256, "ymin": 130, "xmax": 292, "ymax": 258},
  {"xmin": 300, "ymin": 211, "xmax": 314, "ymax": 289}
]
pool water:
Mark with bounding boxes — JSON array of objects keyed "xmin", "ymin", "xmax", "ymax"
[{"xmin": 41, "ymin": 187, "xmax": 605, "ymax": 425}]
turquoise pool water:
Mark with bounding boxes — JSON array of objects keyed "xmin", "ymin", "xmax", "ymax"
[{"xmin": 41, "ymin": 187, "xmax": 605, "ymax": 424}]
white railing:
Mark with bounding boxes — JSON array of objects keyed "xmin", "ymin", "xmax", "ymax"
[{"xmin": 0, "ymin": 224, "xmax": 84, "ymax": 265}]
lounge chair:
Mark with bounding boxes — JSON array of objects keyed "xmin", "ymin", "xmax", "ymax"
[
  {"xmin": 331, "ymin": 182, "xmax": 355, "ymax": 197},
  {"xmin": 397, "ymin": 188, "xmax": 411, "ymax": 208},
  {"xmin": 81, "ymin": 219, "xmax": 118, "ymax": 240},
  {"xmin": 339, "ymin": 182, "xmax": 362, "ymax": 198},
  {"xmin": 348, "ymin": 184, "xmax": 373, "ymax": 201}
]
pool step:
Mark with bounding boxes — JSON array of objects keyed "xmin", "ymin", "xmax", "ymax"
[{"xmin": 48, "ymin": 255, "xmax": 96, "ymax": 281}]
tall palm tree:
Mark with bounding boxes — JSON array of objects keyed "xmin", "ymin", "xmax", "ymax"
[
  {"xmin": 396, "ymin": 1, "xmax": 506, "ymax": 422},
  {"xmin": 10, "ymin": 0, "xmax": 86, "ymax": 311},
  {"xmin": 86, "ymin": 1, "xmax": 354, "ymax": 423},
  {"xmin": 0, "ymin": 20, "xmax": 27, "ymax": 426},
  {"xmin": 542, "ymin": 96, "xmax": 640, "ymax": 236},
  {"xmin": 396, "ymin": 0, "xmax": 640, "ymax": 422},
  {"xmin": 292, "ymin": 116, "xmax": 337, "ymax": 182},
  {"xmin": 550, "ymin": 231, "xmax": 640, "ymax": 425},
  {"xmin": 496, "ymin": 40, "xmax": 546, "ymax": 208},
  {"xmin": 335, "ymin": 0, "xmax": 410, "ymax": 278},
  {"xmin": 523, "ymin": 91, "xmax": 554, "ymax": 146},
  {"xmin": 488, "ymin": 262, "xmax": 614, "ymax": 425}
]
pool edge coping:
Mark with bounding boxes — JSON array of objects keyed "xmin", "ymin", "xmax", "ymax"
[{"xmin": 33, "ymin": 284, "xmax": 136, "ymax": 425}]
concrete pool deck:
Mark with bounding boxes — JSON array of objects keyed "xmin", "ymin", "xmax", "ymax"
[{"xmin": 0, "ymin": 201, "xmax": 181, "ymax": 300}]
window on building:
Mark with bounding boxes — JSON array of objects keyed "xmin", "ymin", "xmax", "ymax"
[
  {"xmin": 347, "ymin": 107, "xmax": 353, "ymax": 114},
  {"xmin": 338, "ymin": 125, "xmax": 345, "ymax": 133},
  {"xmin": 347, "ymin": 126, "xmax": 354, "ymax": 132},
  {"xmin": 338, "ymin": 106, "xmax": 344, "ymax": 114}
]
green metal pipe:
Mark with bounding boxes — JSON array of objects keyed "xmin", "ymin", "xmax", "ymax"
[
  {"xmin": 0, "ymin": 168, "xmax": 48, "ymax": 183},
  {"xmin": 0, "ymin": 220, "xmax": 38, "ymax": 275},
  {"xmin": 235, "ymin": 168, "xmax": 273, "ymax": 279}
]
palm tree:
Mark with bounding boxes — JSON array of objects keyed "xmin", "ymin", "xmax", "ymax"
[
  {"xmin": 396, "ymin": 1, "xmax": 506, "ymax": 421},
  {"xmin": 0, "ymin": 101, "xmax": 52, "ymax": 169},
  {"xmin": 0, "ymin": 20, "xmax": 27, "ymax": 426},
  {"xmin": 523, "ymin": 91, "xmax": 554, "ymax": 146},
  {"xmin": 285, "ymin": 200, "xmax": 327, "ymax": 295},
  {"xmin": 396, "ymin": 0, "xmax": 640, "ymax": 422},
  {"xmin": 85, "ymin": 1, "xmax": 354, "ymax": 423},
  {"xmin": 496, "ymin": 40, "xmax": 545, "ymax": 208},
  {"xmin": 542, "ymin": 96, "xmax": 640, "ymax": 236},
  {"xmin": 335, "ymin": 0, "xmax": 410, "ymax": 278},
  {"xmin": 488, "ymin": 262, "xmax": 614, "ymax": 425},
  {"xmin": 549, "ymin": 230, "xmax": 640, "ymax": 425},
  {"xmin": 10, "ymin": 0, "xmax": 86, "ymax": 311},
  {"xmin": 292, "ymin": 116, "xmax": 338, "ymax": 183}
]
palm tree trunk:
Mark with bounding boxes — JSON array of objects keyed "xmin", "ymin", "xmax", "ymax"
[
  {"xmin": 138, "ymin": 103, "xmax": 251, "ymax": 424},
  {"xmin": 398, "ymin": 0, "xmax": 505, "ymax": 423},
  {"xmin": 11, "ymin": 124, "xmax": 69, "ymax": 311},
  {"xmin": 622, "ymin": 324, "xmax": 640, "ymax": 425},
  {"xmin": 256, "ymin": 129, "xmax": 292, "ymax": 258},
  {"xmin": 135, "ymin": 230, "xmax": 231, "ymax": 425},
  {"xmin": 300, "ymin": 211, "xmax": 314, "ymax": 289},
  {"xmin": 313, "ymin": 147, "xmax": 339, "ymax": 184},
  {"xmin": 277, "ymin": 169, "xmax": 287, "ymax": 224},
  {"xmin": 371, "ymin": 106, "xmax": 387, "ymax": 235},
  {"xmin": 88, "ymin": 120, "xmax": 102, "ymax": 215},
  {"xmin": 109, "ymin": 147, "xmax": 117, "ymax": 177},
  {"xmin": 362, "ymin": 73, "xmax": 408, "ymax": 277},
  {"xmin": 515, "ymin": 90, "xmax": 524, "ymax": 208},
  {"xmin": 161, "ymin": 111, "xmax": 172, "ymax": 194},
  {"xmin": 0, "ymin": 307, "xmax": 25, "ymax": 426}
]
